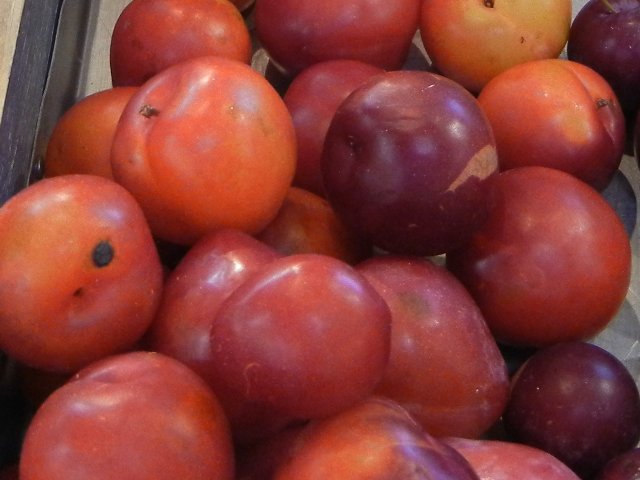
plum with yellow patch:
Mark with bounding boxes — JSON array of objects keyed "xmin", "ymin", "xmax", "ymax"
[
  {"xmin": 420, "ymin": 0, "xmax": 572, "ymax": 93},
  {"xmin": 322, "ymin": 70, "xmax": 499, "ymax": 256}
]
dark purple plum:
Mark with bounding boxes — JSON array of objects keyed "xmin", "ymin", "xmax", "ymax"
[
  {"xmin": 503, "ymin": 342, "xmax": 640, "ymax": 479},
  {"xmin": 596, "ymin": 447, "xmax": 640, "ymax": 480},
  {"xmin": 321, "ymin": 70, "xmax": 498, "ymax": 257},
  {"xmin": 567, "ymin": 0, "xmax": 640, "ymax": 117}
]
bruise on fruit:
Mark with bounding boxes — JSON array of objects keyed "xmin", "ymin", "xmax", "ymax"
[
  {"xmin": 596, "ymin": 98, "xmax": 613, "ymax": 109},
  {"xmin": 600, "ymin": 0, "xmax": 618, "ymax": 14},
  {"xmin": 447, "ymin": 145, "xmax": 498, "ymax": 192},
  {"xmin": 139, "ymin": 104, "xmax": 160, "ymax": 118},
  {"xmin": 92, "ymin": 240, "xmax": 114, "ymax": 268}
]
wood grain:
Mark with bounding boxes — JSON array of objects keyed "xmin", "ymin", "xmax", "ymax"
[
  {"xmin": 0, "ymin": 0, "xmax": 60, "ymax": 204},
  {"xmin": 0, "ymin": 0, "xmax": 25, "ymax": 120}
]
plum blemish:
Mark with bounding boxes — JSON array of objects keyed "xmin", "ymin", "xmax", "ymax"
[
  {"xmin": 92, "ymin": 240, "xmax": 114, "ymax": 268},
  {"xmin": 139, "ymin": 104, "xmax": 160, "ymax": 118}
]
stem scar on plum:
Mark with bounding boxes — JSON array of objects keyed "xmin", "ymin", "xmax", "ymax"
[
  {"xmin": 92, "ymin": 240, "xmax": 115, "ymax": 268},
  {"xmin": 596, "ymin": 98, "xmax": 613, "ymax": 109},
  {"xmin": 139, "ymin": 104, "xmax": 160, "ymax": 118},
  {"xmin": 484, "ymin": 0, "xmax": 495, "ymax": 7}
]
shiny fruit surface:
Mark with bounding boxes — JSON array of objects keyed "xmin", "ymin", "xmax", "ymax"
[
  {"xmin": 209, "ymin": 254, "xmax": 392, "ymax": 419},
  {"xmin": 322, "ymin": 70, "xmax": 498, "ymax": 256},
  {"xmin": 111, "ymin": 56, "xmax": 296, "ymax": 245},
  {"xmin": 110, "ymin": 0, "xmax": 252, "ymax": 86},
  {"xmin": 447, "ymin": 166, "xmax": 631, "ymax": 347},
  {"xmin": 478, "ymin": 59, "xmax": 626, "ymax": 190},
  {"xmin": 357, "ymin": 255, "xmax": 509, "ymax": 438},
  {"xmin": 503, "ymin": 342, "xmax": 640, "ymax": 479},
  {"xmin": 568, "ymin": 0, "xmax": 640, "ymax": 116},
  {"xmin": 0, "ymin": 175, "xmax": 163, "ymax": 373},
  {"xmin": 254, "ymin": 0, "xmax": 421, "ymax": 76},
  {"xmin": 420, "ymin": 0, "xmax": 571, "ymax": 92},
  {"xmin": 19, "ymin": 352, "xmax": 235, "ymax": 480}
]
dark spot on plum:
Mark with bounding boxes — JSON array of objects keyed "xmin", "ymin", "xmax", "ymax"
[
  {"xmin": 92, "ymin": 241, "xmax": 114, "ymax": 268},
  {"xmin": 139, "ymin": 104, "xmax": 160, "ymax": 118}
]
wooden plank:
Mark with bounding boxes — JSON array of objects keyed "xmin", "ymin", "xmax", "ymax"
[
  {"xmin": 0, "ymin": 0, "xmax": 61, "ymax": 205},
  {"xmin": 0, "ymin": 0, "xmax": 26, "ymax": 120}
]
